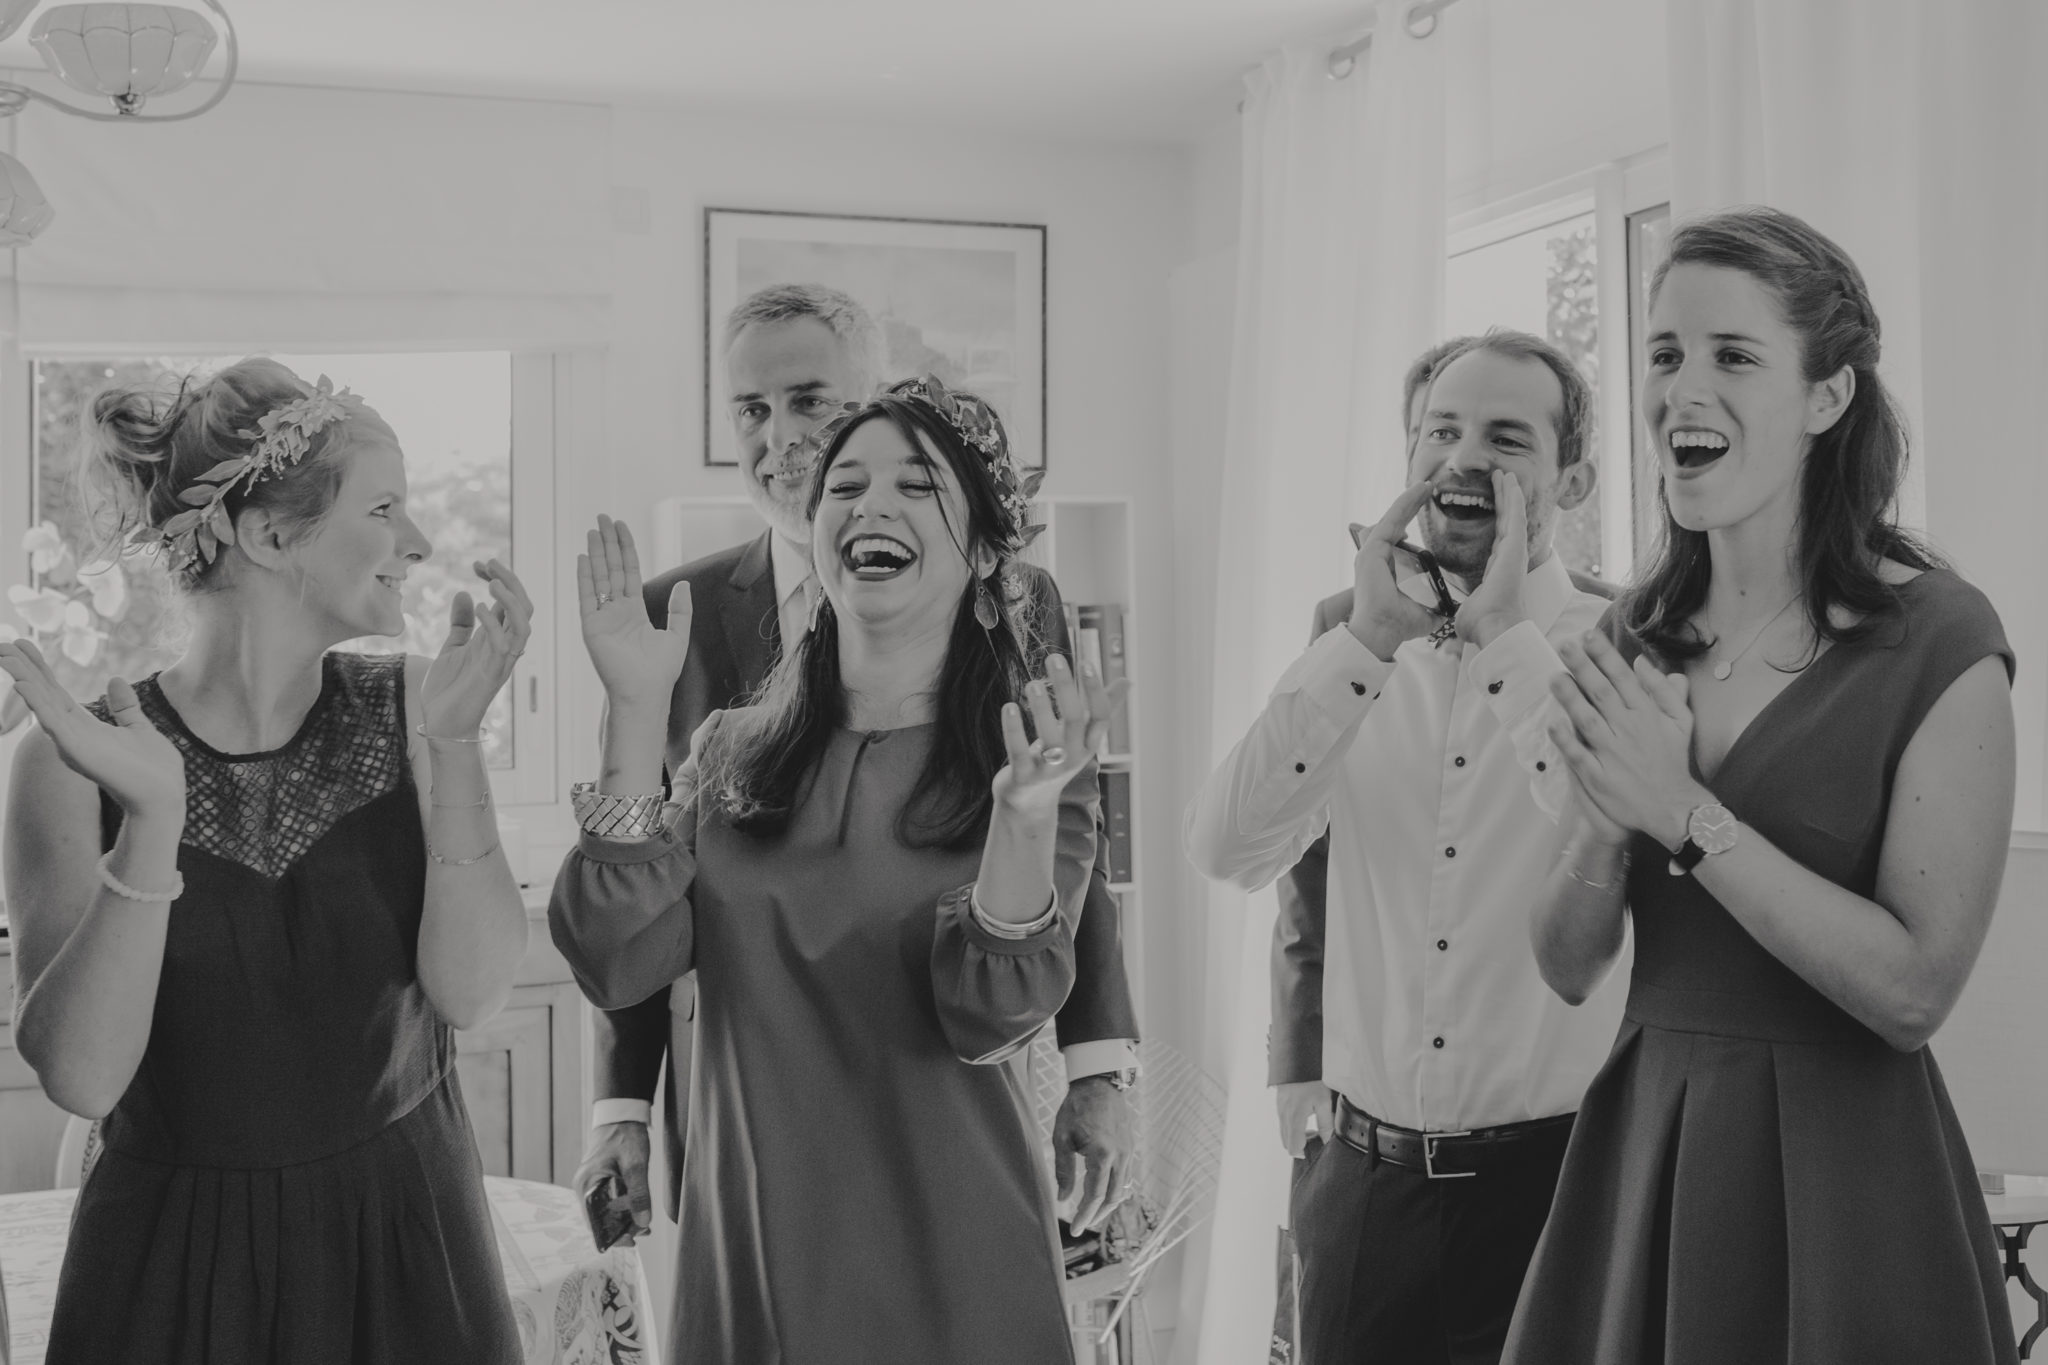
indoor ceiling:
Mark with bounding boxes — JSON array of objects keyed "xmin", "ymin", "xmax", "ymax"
[{"xmin": 0, "ymin": 0, "xmax": 1377, "ymax": 143}]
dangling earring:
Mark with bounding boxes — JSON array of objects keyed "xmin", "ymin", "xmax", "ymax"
[
  {"xmin": 807, "ymin": 588, "xmax": 829, "ymax": 636},
  {"xmin": 973, "ymin": 579, "xmax": 1000, "ymax": 631}
]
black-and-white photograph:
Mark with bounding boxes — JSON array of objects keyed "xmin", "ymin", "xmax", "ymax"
[{"xmin": 0, "ymin": 2, "xmax": 2042, "ymax": 1363}]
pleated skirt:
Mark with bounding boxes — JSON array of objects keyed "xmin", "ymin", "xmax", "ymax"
[
  {"xmin": 1503, "ymin": 1016, "xmax": 2018, "ymax": 1365},
  {"xmin": 44, "ymin": 1071, "xmax": 521, "ymax": 1365}
]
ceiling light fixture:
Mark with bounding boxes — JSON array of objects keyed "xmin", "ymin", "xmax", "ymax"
[{"xmin": 0, "ymin": 1, "xmax": 239, "ymax": 245}]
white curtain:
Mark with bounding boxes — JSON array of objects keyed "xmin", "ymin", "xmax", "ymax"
[
  {"xmin": 1178, "ymin": 6, "xmax": 1448, "ymax": 1360},
  {"xmin": 1662, "ymin": 0, "xmax": 2048, "ymax": 829}
]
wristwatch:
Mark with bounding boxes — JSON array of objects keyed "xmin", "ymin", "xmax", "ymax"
[{"xmin": 1668, "ymin": 802, "xmax": 1739, "ymax": 876}]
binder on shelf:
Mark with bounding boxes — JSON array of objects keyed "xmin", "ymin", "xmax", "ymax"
[{"xmin": 1097, "ymin": 769, "xmax": 1133, "ymax": 883}]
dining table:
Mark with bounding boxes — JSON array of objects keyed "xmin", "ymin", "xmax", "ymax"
[{"xmin": 0, "ymin": 1175, "xmax": 656, "ymax": 1365}]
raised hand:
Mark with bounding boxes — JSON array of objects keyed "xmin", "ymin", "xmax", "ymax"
[
  {"xmin": 420, "ymin": 558, "xmax": 534, "ymax": 741},
  {"xmin": 1346, "ymin": 482, "xmax": 1439, "ymax": 661},
  {"xmin": 578, "ymin": 515, "xmax": 691, "ymax": 712},
  {"xmin": 1455, "ymin": 470, "xmax": 1530, "ymax": 650},
  {"xmin": 0, "ymin": 639, "xmax": 184, "ymax": 818},
  {"xmin": 991, "ymin": 653, "xmax": 1126, "ymax": 817},
  {"xmin": 1547, "ymin": 631, "xmax": 1709, "ymax": 849}
]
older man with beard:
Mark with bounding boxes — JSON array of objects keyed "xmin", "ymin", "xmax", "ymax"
[
  {"xmin": 575, "ymin": 282, "xmax": 1141, "ymax": 1257},
  {"xmin": 1188, "ymin": 329, "xmax": 1629, "ymax": 1365}
]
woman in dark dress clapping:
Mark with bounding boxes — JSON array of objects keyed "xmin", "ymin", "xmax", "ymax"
[
  {"xmin": 1504, "ymin": 207, "xmax": 2018, "ymax": 1363},
  {"xmin": 0, "ymin": 359, "xmax": 531, "ymax": 1363}
]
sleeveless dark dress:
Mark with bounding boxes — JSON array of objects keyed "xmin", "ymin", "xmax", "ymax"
[
  {"xmin": 46, "ymin": 652, "xmax": 521, "ymax": 1365},
  {"xmin": 1504, "ymin": 570, "xmax": 2020, "ymax": 1365}
]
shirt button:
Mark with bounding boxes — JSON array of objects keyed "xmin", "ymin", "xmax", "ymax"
[
  {"xmin": 1488, "ymin": 680, "xmax": 1503, "ymax": 694},
  {"xmin": 1445, "ymin": 846, "xmax": 1457, "ymax": 859},
  {"xmin": 1352, "ymin": 681, "xmax": 1366, "ymax": 695},
  {"xmin": 1294, "ymin": 762, "xmax": 1306, "ymax": 773},
  {"xmin": 1536, "ymin": 761, "xmax": 1547, "ymax": 772},
  {"xmin": 1454, "ymin": 756, "xmax": 1466, "ymax": 768},
  {"xmin": 1432, "ymin": 1036, "xmax": 1445, "ymax": 1049},
  {"xmin": 1436, "ymin": 939, "xmax": 1448, "ymax": 951}
]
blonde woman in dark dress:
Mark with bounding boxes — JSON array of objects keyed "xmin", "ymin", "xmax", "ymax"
[
  {"xmin": 0, "ymin": 359, "xmax": 530, "ymax": 1363},
  {"xmin": 1503, "ymin": 208, "xmax": 2019, "ymax": 1363},
  {"xmin": 551, "ymin": 377, "xmax": 1117, "ymax": 1364}
]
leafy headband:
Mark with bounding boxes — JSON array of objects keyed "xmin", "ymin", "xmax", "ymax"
[
  {"xmin": 807, "ymin": 374, "xmax": 1046, "ymax": 556},
  {"xmin": 130, "ymin": 375, "xmax": 365, "ymax": 572}
]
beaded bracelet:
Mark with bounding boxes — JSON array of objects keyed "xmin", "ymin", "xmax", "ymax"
[
  {"xmin": 427, "ymin": 840, "xmax": 502, "ymax": 867},
  {"xmin": 96, "ymin": 850, "xmax": 183, "ymax": 904}
]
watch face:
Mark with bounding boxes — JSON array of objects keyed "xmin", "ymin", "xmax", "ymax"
[{"xmin": 1688, "ymin": 803, "xmax": 1740, "ymax": 855}]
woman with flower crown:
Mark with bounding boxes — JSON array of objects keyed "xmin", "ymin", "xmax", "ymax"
[
  {"xmin": 551, "ymin": 376, "xmax": 1116, "ymax": 1363},
  {"xmin": 0, "ymin": 357, "xmax": 529, "ymax": 1362}
]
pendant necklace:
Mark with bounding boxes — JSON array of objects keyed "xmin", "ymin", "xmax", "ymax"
[{"xmin": 1709, "ymin": 595, "xmax": 1800, "ymax": 681}]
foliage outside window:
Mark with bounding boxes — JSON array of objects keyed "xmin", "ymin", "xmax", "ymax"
[{"xmin": 7, "ymin": 355, "xmax": 516, "ymax": 767}]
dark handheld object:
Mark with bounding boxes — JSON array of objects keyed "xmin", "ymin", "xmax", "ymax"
[
  {"xmin": 1393, "ymin": 539, "xmax": 1459, "ymax": 620},
  {"xmin": 584, "ymin": 1174, "xmax": 636, "ymax": 1253}
]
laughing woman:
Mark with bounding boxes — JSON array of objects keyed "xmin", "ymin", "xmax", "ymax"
[
  {"xmin": 550, "ymin": 377, "xmax": 1116, "ymax": 1365},
  {"xmin": 0, "ymin": 359, "xmax": 530, "ymax": 1363},
  {"xmin": 1503, "ymin": 208, "xmax": 2019, "ymax": 1363}
]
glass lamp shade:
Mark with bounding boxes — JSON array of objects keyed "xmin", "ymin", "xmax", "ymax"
[
  {"xmin": 0, "ymin": 0, "xmax": 42, "ymax": 44},
  {"xmin": 30, "ymin": 4, "xmax": 219, "ymax": 111},
  {"xmin": 0, "ymin": 151, "xmax": 55, "ymax": 246}
]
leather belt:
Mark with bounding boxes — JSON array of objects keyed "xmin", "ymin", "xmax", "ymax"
[{"xmin": 1334, "ymin": 1096, "xmax": 1574, "ymax": 1179}]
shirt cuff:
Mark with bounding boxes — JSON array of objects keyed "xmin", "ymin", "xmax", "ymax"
[
  {"xmin": 1062, "ymin": 1038, "xmax": 1139, "ymax": 1083},
  {"xmin": 592, "ymin": 1099, "xmax": 653, "ymax": 1129}
]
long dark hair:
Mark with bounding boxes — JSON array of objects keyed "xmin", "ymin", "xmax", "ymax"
[
  {"xmin": 698, "ymin": 393, "xmax": 1040, "ymax": 850},
  {"xmin": 1622, "ymin": 206, "xmax": 1943, "ymax": 663}
]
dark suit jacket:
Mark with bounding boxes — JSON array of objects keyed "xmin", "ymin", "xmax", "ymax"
[
  {"xmin": 595, "ymin": 531, "xmax": 1141, "ymax": 1218},
  {"xmin": 1266, "ymin": 568, "xmax": 1617, "ymax": 1085}
]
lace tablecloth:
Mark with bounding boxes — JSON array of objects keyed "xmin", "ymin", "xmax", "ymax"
[{"xmin": 0, "ymin": 1176, "xmax": 656, "ymax": 1365}]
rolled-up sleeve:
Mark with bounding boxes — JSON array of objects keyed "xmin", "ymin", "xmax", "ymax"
[{"xmin": 931, "ymin": 761, "xmax": 1100, "ymax": 1064}]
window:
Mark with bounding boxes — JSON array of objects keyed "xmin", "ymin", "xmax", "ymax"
[
  {"xmin": 1446, "ymin": 207, "xmax": 1604, "ymax": 577},
  {"xmin": 2, "ymin": 351, "xmax": 559, "ymax": 842},
  {"xmin": 1445, "ymin": 161, "xmax": 1673, "ymax": 582}
]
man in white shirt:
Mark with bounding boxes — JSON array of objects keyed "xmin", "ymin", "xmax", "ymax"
[
  {"xmin": 1187, "ymin": 329, "xmax": 1629, "ymax": 1364},
  {"xmin": 576, "ymin": 283, "xmax": 1141, "ymax": 1248}
]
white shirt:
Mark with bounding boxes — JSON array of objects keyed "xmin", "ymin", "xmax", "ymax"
[
  {"xmin": 592, "ymin": 533, "xmax": 1135, "ymax": 1130},
  {"xmin": 1185, "ymin": 555, "xmax": 1629, "ymax": 1133}
]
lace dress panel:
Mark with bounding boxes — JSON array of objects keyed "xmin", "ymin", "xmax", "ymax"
[{"xmin": 92, "ymin": 653, "xmax": 413, "ymax": 882}]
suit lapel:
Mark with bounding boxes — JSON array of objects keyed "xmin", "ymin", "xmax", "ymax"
[{"xmin": 720, "ymin": 530, "xmax": 781, "ymax": 698}]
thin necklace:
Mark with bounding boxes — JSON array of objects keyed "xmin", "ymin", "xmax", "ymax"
[{"xmin": 1708, "ymin": 595, "xmax": 1800, "ymax": 681}]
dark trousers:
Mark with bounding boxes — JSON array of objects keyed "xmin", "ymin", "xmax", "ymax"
[{"xmin": 1291, "ymin": 1119, "xmax": 1571, "ymax": 1365}]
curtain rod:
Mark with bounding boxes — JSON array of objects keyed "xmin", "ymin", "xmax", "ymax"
[{"xmin": 1327, "ymin": 0, "xmax": 1460, "ymax": 79}]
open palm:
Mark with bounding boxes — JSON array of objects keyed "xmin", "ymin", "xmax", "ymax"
[
  {"xmin": 992, "ymin": 652, "xmax": 1127, "ymax": 815},
  {"xmin": 0, "ymin": 639, "xmax": 184, "ymax": 816},
  {"xmin": 579, "ymin": 515, "xmax": 690, "ymax": 710}
]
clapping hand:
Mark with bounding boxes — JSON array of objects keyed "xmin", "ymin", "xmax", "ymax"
[
  {"xmin": 1345, "ymin": 482, "xmax": 1439, "ymax": 661},
  {"xmin": 0, "ymin": 638, "xmax": 184, "ymax": 818},
  {"xmin": 1547, "ymin": 630, "xmax": 1708, "ymax": 849},
  {"xmin": 991, "ymin": 654, "xmax": 1126, "ymax": 816},
  {"xmin": 578, "ymin": 515, "xmax": 691, "ymax": 712},
  {"xmin": 420, "ymin": 558, "xmax": 533, "ymax": 742}
]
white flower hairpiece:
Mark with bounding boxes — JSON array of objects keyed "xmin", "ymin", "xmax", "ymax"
[{"xmin": 130, "ymin": 375, "xmax": 365, "ymax": 572}]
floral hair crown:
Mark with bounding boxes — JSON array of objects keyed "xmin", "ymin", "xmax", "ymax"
[
  {"xmin": 806, "ymin": 373, "xmax": 1045, "ymax": 555},
  {"xmin": 130, "ymin": 375, "xmax": 365, "ymax": 572}
]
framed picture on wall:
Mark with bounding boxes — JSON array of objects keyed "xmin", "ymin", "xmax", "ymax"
[{"xmin": 704, "ymin": 207, "xmax": 1048, "ymax": 469}]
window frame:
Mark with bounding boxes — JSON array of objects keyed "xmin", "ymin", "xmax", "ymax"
[{"xmin": 0, "ymin": 344, "xmax": 563, "ymax": 828}]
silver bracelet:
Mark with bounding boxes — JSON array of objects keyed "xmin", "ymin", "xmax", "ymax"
[
  {"xmin": 415, "ymin": 723, "xmax": 484, "ymax": 745},
  {"xmin": 427, "ymin": 839, "xmax": 501, "ymax": 867},
  {"xmin": 430, "ymin": 790, "xmax": 492, "ymax": 810},
  {"xmin": 966, "ymin": 883, "xmax": 1060, "ymax": 940},
  {"xmin": 570, "ymin": 781, "xmax": 682, "ymax": 839},
  {"xmin": 96, "ymin": 850, "xmax": 183, "ymax": 904},
  {"xmin": 1567, "ymin": 852, "xmax": 1631, "ymax": 891}
]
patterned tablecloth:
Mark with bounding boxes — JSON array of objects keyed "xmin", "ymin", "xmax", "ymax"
[{"xmin": 0, "ymin": 1176, "xmax": 656, "ymax": 1365}]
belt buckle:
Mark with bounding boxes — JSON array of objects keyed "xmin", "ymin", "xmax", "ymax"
[{"xmin": 1423, "ymin": 1130, "xmax": 1476, "ymax": 1180}]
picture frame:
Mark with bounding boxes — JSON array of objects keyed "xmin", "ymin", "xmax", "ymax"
[{"xmin": 703, "ymin": 207, "xmax": 1048, "ymax": 469}]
